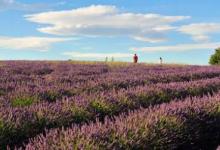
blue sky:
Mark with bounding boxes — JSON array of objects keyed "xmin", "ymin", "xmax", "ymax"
[{"xmin": 0, "ymin": 0, "xmax": 220, "ymax": 64}]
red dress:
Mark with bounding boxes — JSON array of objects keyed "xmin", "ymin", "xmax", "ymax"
[{"xmin": 133, "ymin": 55, "xmax": 138, "ymax": 63}]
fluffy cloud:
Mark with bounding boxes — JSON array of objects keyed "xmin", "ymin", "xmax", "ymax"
[
  {"xmin": 62, "ymin": 51, "xmax": 132, "ymax": 58},
  {"xmin": 25, "ymin": 5, "xmax": 190, "ymax": 43},
  {"xmin": 0, "ymin": 36, "xmax": 71, "ymax": 51},
  {"xmin": 178, "ymin": 23, "xmax": 220, "ymax": 42},
  {"xmin": 132, "ymin": 42, "xmax": 220, "ymax": 52},
  {"xmin": 0, "ymin": 0, "xmax": 50, "ymax": 11}
]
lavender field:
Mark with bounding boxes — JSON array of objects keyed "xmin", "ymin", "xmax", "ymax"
[{"xmin": 1, "ymin": 61, "xmax": 220, "ymax": 149}]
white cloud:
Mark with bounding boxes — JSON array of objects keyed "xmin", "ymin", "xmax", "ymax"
[
  {"xmin": 0, "ymin": 36, "xmax": 71, "ymax": 51},
  {"xmin": 178, "ymin": 23, "xmax": 220, "ymax": 42},
  {"xmin": 0, "ymin": 0, "xmax": 51, "ymax": 11},
  {"xmin": 133, "ymin": 36, "xmax": 167, "ymax": 43},
  {"xmin": 25, "ymin": 5, "xmax": 190, "ymax": 43},
  {"xmin": 62, "ymin": 51, "xmax": 132, "ymax": 58},
  {"xmin": 131, "ymin": 42, "xmax": 220, "ymax": 52}
]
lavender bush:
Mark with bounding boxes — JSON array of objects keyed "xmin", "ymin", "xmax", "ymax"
[
  {"xmin": 0, "ymin": 61, "xmax": 220, "ymax": 149},
  {"xmin": 23, "ymin": 92, "xmax": 220, "ymax": 150},
  {"xmin": 1, "ymin": 77, "xmax": 220, "ymax": 148}
]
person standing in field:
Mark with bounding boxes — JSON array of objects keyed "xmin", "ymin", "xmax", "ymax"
[
  {"xmin": 133, "ymin": 54, "xmax": 138, "ymax": 63},
  {"xmin": 160, "ymin": 57, "xmax": 163, "ymax": 65},
  {"xmin": 105, "ymin": 57, "xmax": 108, "ymax": 62},
  {"xmin": 111, "ymin": 57, "xmax": 114, "ymax": 62}
]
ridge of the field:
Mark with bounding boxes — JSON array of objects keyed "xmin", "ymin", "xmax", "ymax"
[
  {"xmin": 22, "ymin": 91, "xmax": 220, "ymax": 150},
  {"xmin": 0, "ymin": 61, "xmax": 220, "ymax": 149}
]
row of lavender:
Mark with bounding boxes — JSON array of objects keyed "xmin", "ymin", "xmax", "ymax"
[
  {"xmin": 2, "ymin": 77, "xmax": 220, "ymax": 148},
  {"xmin": 1, "ymin": 62, "xmax": 220, "ymax": 107},
  {"xmin": 1, "ymin": 62, "xmax": 220, "ymax": 148},
  {"xmin": 22, "ymin": 92, "xmax": 220, "ymax": 150}
]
